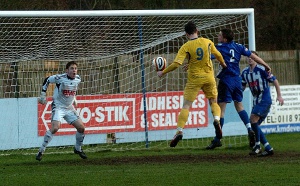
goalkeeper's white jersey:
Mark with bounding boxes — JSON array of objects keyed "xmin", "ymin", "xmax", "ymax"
[{"xmin": 42, "ymin": 73, "xmax": 81, "ymax": 108}]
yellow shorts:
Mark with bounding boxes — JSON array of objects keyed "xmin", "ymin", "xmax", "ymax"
[{"xmin": 183, "ymin": 74, "xmax": 218, "ymax": 102}]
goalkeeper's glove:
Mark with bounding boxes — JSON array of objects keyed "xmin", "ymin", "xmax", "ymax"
[{"xmin": 38, "ymin": 92, "xmax": 47, "ymax": 105}]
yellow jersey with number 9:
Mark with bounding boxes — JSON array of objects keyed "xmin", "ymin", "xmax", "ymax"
[{"xmin": 173, "ymin": 37, "xmax": 224, "ymax": 76}]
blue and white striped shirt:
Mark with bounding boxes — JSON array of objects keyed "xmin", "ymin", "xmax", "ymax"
[{"xmin": 241, "ymin": 64, "xmax": 276, "ymax": 105}]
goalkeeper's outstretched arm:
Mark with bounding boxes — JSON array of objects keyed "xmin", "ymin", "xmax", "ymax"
[{"xmin": 38, "ymin": 76, "xmax": 51, "ymax": 105}]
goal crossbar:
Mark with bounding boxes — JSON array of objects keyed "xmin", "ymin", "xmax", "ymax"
[
  {"xmin": 0, "ymin": 9, "xmax": 255, "ymax": 63},
  {"xmin": 0, "ymin": 9, "xmax": 254, "ymax": 17}
]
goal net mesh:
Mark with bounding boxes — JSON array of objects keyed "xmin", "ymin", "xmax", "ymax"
[{"xmin": 0, "ymin": 11, "xmax": 251, "ymax": 154}]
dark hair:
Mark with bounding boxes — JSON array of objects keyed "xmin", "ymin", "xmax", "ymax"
[
  {"xmin": 221, "ymin": 28, "xmax": 234, "ymax": 42},
  {"xmin": 66, "ymin": 61, "xmax": 78, "ymax": 69},
  {"xmin": 184, "ymin": 21, "xmax": 197, "ymax": 35},
  {"xmin": 251, "ymin": 50, "xmax": 258, "ymax": 56}
]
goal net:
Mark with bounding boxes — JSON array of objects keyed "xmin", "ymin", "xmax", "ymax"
[{"xmin": 0, "ymin": 9, "xmax": 255, "ymax": 154}]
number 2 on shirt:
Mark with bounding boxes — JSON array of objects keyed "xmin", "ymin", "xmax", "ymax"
[{"xmin": 229, "ymin": 49, "xmax": 235, "ymax": 62}]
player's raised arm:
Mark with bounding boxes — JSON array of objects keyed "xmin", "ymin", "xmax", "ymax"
[
  {"xmin": 157, "ymin": 62, "xmax": 181, "ymax": 77},
  {"xmin": 38, "ymin": 91, "xmax": 47, "ymax": 105},
  {"xmin": 250, "ymin": 53, "xmax": 271, "ymax": 72},
  {"xmin": 38, "ymin": 75, "xmax": 56, "ymax": 105},
  {"xmin": 157, "ymin": 45, "xmax": 185, "ymax": 77},
  {"xmin": 38, "ymin": 76, "xmax": 50, "ymax": 105}
]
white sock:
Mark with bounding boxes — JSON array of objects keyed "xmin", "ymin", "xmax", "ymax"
[
  {"xmin": 214, "ymin": 116, "xmax": 220, "ymax": 120},
  {"xmin": 75, "ymin": 132, "xmax": 85, "ymax": 151},
  {"xmin": 39, "ymin": 130, "xmax": 53, "ymax": 153},
  {"xmin": 263, "ymin": 142, "xmax": 270, "ymax": 147},
  {"xmin": 176, "ymin": 127, "xmax": 183, "ymax": 132}
]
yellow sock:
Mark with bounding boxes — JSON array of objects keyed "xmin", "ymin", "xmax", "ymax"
[
  {"xmin": 177, "ymin": 109, "xmax": 189, "ymax": 129},
  {"xmin": 210, "ymin": 102, "xmax": 221, "ymax": 119}
]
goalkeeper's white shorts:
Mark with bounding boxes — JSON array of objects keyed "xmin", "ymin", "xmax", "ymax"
[{"xmin": 51, "ymin": 106, "xmax": 80, "ymax": 125}]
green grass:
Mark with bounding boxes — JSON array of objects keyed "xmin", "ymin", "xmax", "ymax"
[{"xmin": 1, "ymin": 133, "xmax": 300, "ymax": 186}]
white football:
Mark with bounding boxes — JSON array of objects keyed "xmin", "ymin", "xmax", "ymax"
[{"xmin": 152, "ymin": 57, "xmax": 167, "ymax": 71}]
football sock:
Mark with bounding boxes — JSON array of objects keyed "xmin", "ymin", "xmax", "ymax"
[
  {"xmin": 75, "ymin": 132, "xmax": 85, "ymax": 152},
  {"xmin": 177, "ymin": 108, "xmax": 189, "ymax": 129},
  {"xmin": 258, "ymin": 127, "xmax": 267, "ymax": 144},
  {"xmin": 258, "ymin": 127, "xmax": 272, "ymax": 151},
  {"xmin": 251, "ymin": 123, "xmax": 260, "ymax": 143},
  {"xmin": 39, "ymin": 130, "xmax": 53, "ymax": 153},
  {"xmin": 220, "ymin": 118, "xmax": 224, "ymax": 128},
  {"xmin": 210, "ymin": 102, "xmax": 221, "ymax": 120},
  {"xmin": 245, "ymin": 123, "xmax": 252, "ymax": 130},
  {"xmin": 213, "ymin": 118, "xmax": 224, "ymax": 142},
  {"xmin": 214, "ymin": 137, "xmax": 220, "ymax": 142},
  {"xmin": 263, "ymin": 142, "xmax": 272, "ymax": 151},
  {"xmin": 238, "ymin": 110, "xmax": 252, "ymax": 131},
  {"xmin": 176, "ymin": 127, "xmax": 183, "ymax": 132}
]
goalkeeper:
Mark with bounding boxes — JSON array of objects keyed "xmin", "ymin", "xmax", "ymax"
[
  {"xmin": 36, "ymin": 61, "xmax": 87, "ymax": 161},
  {"xmin": 157, "ymin": 21, "xmax": 227, "ymax": 147}
]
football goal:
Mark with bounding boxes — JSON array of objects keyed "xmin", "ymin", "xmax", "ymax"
[{"xmin": 0, "ymin": 9, "xmax": 255, "ymax": 154}]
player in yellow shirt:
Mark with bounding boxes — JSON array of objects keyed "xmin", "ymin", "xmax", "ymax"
[{"xmin": 157, "ymin": 21, "xmax": 227, "ymax": 147}]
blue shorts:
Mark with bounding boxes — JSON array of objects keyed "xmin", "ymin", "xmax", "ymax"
[
  {"xmin": 217, "ymin": 77, "xmax": 243, "ymax": 103},
  {"xmin": 251, "ymin": 101, "xmax": 271, "ymax": 125}
]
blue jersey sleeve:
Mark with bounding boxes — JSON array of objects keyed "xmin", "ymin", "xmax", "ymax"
[{"xmin": 240, "ymin": 45, "xmax": 252, "ymax": 57}]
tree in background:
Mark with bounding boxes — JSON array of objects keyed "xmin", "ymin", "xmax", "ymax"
[{"xmin": 252, "ymin": 0, "xmax": 300, "ymax": 50}]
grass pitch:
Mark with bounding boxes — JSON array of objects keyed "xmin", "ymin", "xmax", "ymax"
[{"xmin": 1, "ymin": 133, "xmax": 299, "ymax": 186}]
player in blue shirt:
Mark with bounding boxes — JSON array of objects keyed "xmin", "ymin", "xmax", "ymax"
[
  {"xmin": 241, "ymin": 51, "xmax": 284, "ymax": 156},
  {"xmin": 206, "ymin": 28, "xmax": 271, "ymax": 150}
]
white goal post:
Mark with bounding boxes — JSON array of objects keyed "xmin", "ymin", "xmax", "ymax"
[{"xmin": 0, "ymin": 9, "xmax": 255, "ymax": 154}]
